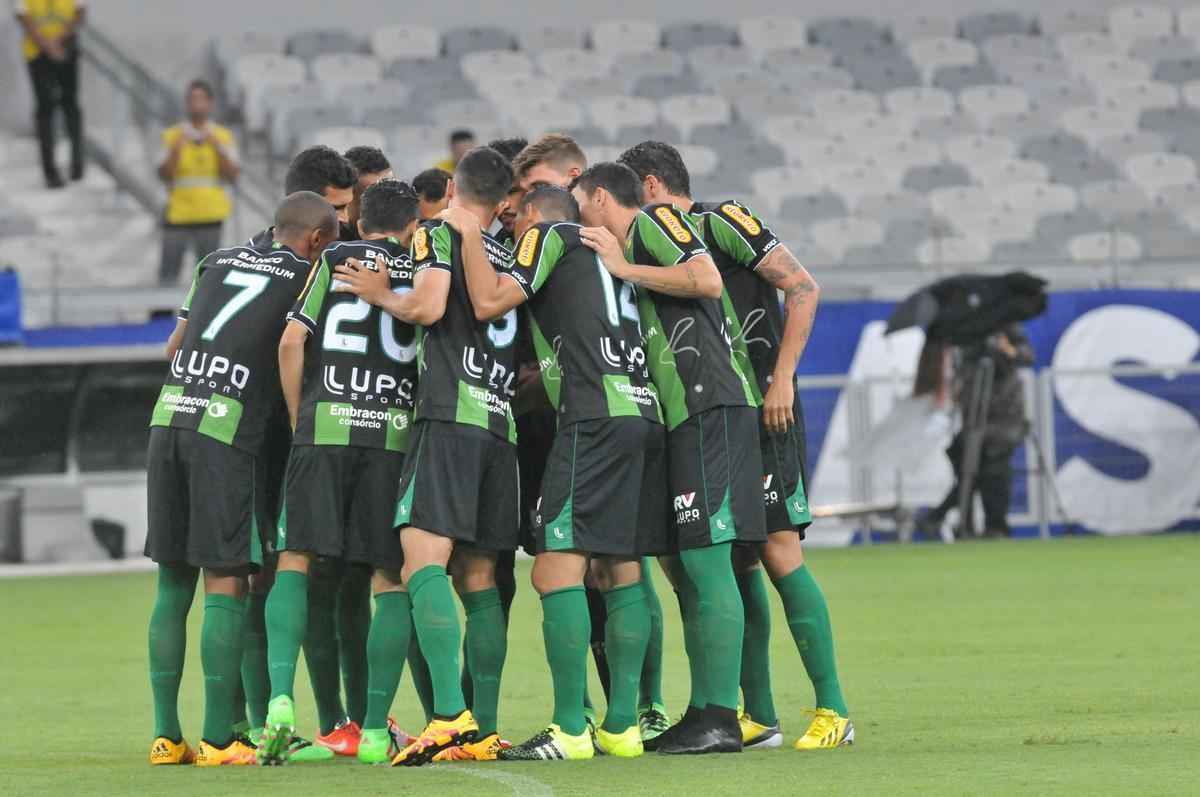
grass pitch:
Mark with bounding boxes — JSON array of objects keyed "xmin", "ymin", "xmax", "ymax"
[{"xmin": 2, "ymin": 534, "xmax": 1198, "ymax": 796}]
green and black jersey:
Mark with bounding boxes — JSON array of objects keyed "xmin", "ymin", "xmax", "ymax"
[
  {"xmin": 411, "ymin": 219, "xmax": 520, "ymax": 442},
  {"xmin": 289, "ymin": 237, "xmax": 416, "ymax": 452},
  {"xmin": 625, "ymin": 203, "xmax": 757, "ymax": 430},
  {"xmin": 507, "ymin": 221, "xmax": 661, "ymax": 428},
  {"xmin": 689, "ymin": 200, "xmax": 785, "ymax": 399},
  {"xmin": 150, "ymin": 242, "xmax": 314, "ymax": 454}
]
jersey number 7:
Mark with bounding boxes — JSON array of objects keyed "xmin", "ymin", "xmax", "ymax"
[{"xmin": 201, "ymin": 271, "xmax": 270, "ymax": 341}]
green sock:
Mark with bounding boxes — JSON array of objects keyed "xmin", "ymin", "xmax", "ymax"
[
  {"xmin": 265, "ymin": 570, "xmax": 307, "ymax": 700},
  {"xmin": 305, "ymin": 568, "xmax": 347, "ymax": 734},
  {"xmin": 232, "ymin": 677, "xmax": 249, "ymax": 730},
  {"xmin": 337, "ymin": 565, "xmax": 372, "ymax": 727},
  {"xmin": 201, "ymin": 593, "xmax": 246, "ymax": 746},
  {"xmin": 460, "ymin": 636, "xmax": 474, "ymax": 710},
  {"xmin": 241, "ymin": 591, "xmax": 269, "ymax": 727},
  {"xmin": 675, "ymin": 583, "xmax": 707, "ymax": 709},
  {"xmin": 462, "ymin": 587, "xmax": 507, "ymax": 737},
  {"xmin": 679, "ymin": 543, "xmax": 744, "ymax": 711},
  {"xmin": 148, "ymin": 564, "xmax": 197, "ymax": 740},
  {"xmin": 601, "ymin": 582, "xmax": 650, "ymax": 733},
  {"xmin": 775, "ymin": 565, "xmax": 848, "ymax": 716},
  {"xmin": 407, "ymin": 634, "xmax": 434, "ymax": 723},
  {"xmin": 541, "ymin": 585, "xmax": 590, "ymax": 736},
  {"xmin": 737, "ymin": 569, "xmax": 777, "ymax": 725},
  {"xmin": 408, "ymin": 565, "xmax": 466, "ymax": 718},
  {"xmin": 639, "ymin": 558, "xmax": 664, "ymax": 708},
  {"xmin": 363, "ymin": 591, "xmax": 412, "ymax": 730}
]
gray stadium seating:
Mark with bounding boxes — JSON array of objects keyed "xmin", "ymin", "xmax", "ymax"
[
  {"xmin": 284, "ymin": 30, "xmax": 366, "ymax": 60},
  {"xmin": 779, "ymin": 192, "xmax": 848, "ymax": 225},
  {"xmin": 903, "ymin": 162, "xmax": 973, "ymax": 192},
  {"xmin": 633, "ymin": 74, "xmax": 696, "ymax": 100},
  {"xmin": 807, "ymin": 17, "xmax": 888, "ymax": 49},
  {"xmin": 1153, "ymin": 57, "xmax": 1200, "ymax": 85},
  {"xmin": 1044, "ymin": 156, "xmax": 1120, "ymax": 187},
  {"xmin": 384, "ymin": 56, "xmax": 462, "ymax": 83},
  {"xmin": 442, "ymin": 25, "xmax": 517, "ymax": 57},
  {"xmin": 662, "ymin": 21, "xmax": 737, "ymax": 50},
  {"xmin": 932, "ymin": 62, "xmax": 1001, "ymax": 92},
  {"xmin": 958, "ymin": 12, "xmax": 1032, "ymax": 43}
]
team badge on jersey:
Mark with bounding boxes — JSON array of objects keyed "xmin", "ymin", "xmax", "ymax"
[
  {"xmin": 654, "ymin": 206, "xmax": 693, "ymax": 244},
  {"xmin": 517, "ymin": 227, "xmax": 540, "ymax": 267},
  {"xmin": 721, "ymin": 203, "xmax": 762, "ymax": 236},
  {"xmin": 413, "ymin": 227, "xmax": 429, "ymax": 261}
]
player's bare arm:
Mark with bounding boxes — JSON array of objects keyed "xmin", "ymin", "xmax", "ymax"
[
  {"xmin": 333, "ymin": 256, "xmax": 449, "ymax": 325},
  {"xmin": 581, "ymin": 226, "xmax": 722, "ymax": 299},
  {"xmin": 277, "ymin": 320, "xmax": 309, "ymax": 431},
  {"xmin": 755, "ymin": 245, "xmax": 820, "ymax": 434},
  {"xmin": 437, "ymin": 207, "xmax": 525, "ymax": 321},
  {"xmin": 165, "ymin": 319, "xmax": 187, "ymax": 360}
]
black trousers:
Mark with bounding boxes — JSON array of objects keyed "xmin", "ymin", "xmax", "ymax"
[
  {"xmin": 931, "ymin": 428, "xmax": 1021, "ymax": 535},
  {"xmin": 27, "ymin": 51, "xmax": 83, "ymax": 182}
]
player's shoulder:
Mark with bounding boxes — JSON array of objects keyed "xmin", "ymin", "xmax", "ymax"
[
  {"xmin": 695, "ymin": 199, "xmax": 766, "ymax": 232},
  {"xmin": 638, "ymin": 203, "xmax": 702, "ymax": 246}
]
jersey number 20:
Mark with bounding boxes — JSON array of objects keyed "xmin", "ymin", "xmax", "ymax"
[{"xmin": 324, "ymin": 287, "xmax": 416, "ymax": 363}]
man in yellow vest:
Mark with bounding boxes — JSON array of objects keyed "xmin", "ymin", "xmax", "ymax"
[
  {"xmin": 157, "ymin": 80, "xmax": 240, "ymax": 284},
  {"xmin": 15, "ymin": 0, "xmax": 86, "ymax": 188}
]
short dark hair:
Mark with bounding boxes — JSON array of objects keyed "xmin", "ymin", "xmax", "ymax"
[
  {"xmin": 187, "ymin": 79, "xmax": 214, "ymax": 99},
  {"xmin": 412, "ymin": 168, "xmax": 451, "ymax": 201},
  {"xmin": 571, "ymin": 162, "xmax": 644, "ymax": 209},
  {"xmin": 360, "ymin": 179, "xmax": 419, "ymax": 235},
  {"xmin": 520, "ymin": 184, "xmax": 580, "ymax": 223},
  {"xmin": 450, "ymin": 129, "xmax": 476, "ymax": 144},
  {"xmin": 343, "ymin": 145, "xmax": 391, "ymax": 177},
  {"xmin": 618, "ymin": 141, "xmax": 692, "ymax": 198},
  {"xmin": 487, "ymin": 137, "xmax": 529, "ymax": 164},
  {"xmin": 454, "ymin": 147, "xmax": 514, "ymax": 207},
  {"xmin": 284, "ymin": 145, "xmax": 357, "ymax": 196},
  {"xmin": 274, "ymin": 190, "xmax": 338, "ymax": 239}
]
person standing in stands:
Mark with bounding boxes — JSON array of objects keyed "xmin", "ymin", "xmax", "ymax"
[
  {"xmin": 434, "ymin": 129, "xmax": 475, "ymax": 174},
  {"xmin": 15, "ymin": 0, "xmax": 86, "ymax": 188},
  {"xmin": 158, "ymin": 80, "xmax": 240, "ymax": 285}
]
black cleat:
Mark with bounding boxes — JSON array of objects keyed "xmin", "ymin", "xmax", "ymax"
[
  {"xmin": 657, "ymin": 706, "xmax": 743, "ymax": 755},
  {"xmin": 644, "ymin": 704, "xmax": 704, "ymax": 752}
]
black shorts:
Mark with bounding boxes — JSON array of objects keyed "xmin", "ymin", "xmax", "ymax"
[
  {"xmin": 760, "ymin": 395, "xmax": 812, "ymax": 537},
  {"xmin": 145, "ymin": 427, "xmax": 264, "ymax": 571},
  {"xmin": 667, "ymin": 405, "xmax": 767, "ymax": 551},
  {"xmin": 277, "ymin": 445, "xmax": 406, "ymax": 571},
  {"xmin": 517, "ymin": 407, "xmax": 557, "ymax": 554},
  {"xmin": 395, "ymin": 420, "xmax": 519, "ymax": 551},
  {"xmin": 534, "ymin": 417, "xmax": 669, "ymax": 557}
]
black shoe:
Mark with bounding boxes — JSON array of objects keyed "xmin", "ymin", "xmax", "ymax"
[
  {"xmin": 643, "ymin": 704, "xmax": 703, "ymax": 752},
  {"xmin": 657, "ymin": 706, "xmax": 742, "ymax": 755},
  {"xmin": 46, "ymin": 172, "xmax": 66, "ymax": 189},
  {"xmin": 70, "ymin": 161, "xmax": 85, "ymax": 181}
]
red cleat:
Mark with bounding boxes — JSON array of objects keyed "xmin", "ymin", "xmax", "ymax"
[{"xmin": 316, "ymin": 719, "xmax": 362, "ymax": 757}]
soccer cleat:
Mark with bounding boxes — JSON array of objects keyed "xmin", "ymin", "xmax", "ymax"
[
  {"xmin": 638, "ymin": 703, "xmax": 671, "ymax": 744},
  {"xmin": 316, "ymin": 718, "xmax": 361, "ymax": 757},
  {"xmin": 499, "ymin": 724, "xmax": 595, "ymax": 761},
  {"xmin": 257, "ymin": 695, "xmax": 296, "ymax": 765},
  {"xmin": 644, "ymin": 704, "xmax": 703, "ymax": 752},
  {"xmin": 794, "ymin": 709, "xmax": 854, "ymax": 751},
  {"xmin": 195, "ymin": 737, "xmax": 257, "ymax": 766},
  {"xmin": 657, "ymin": 706, "xmax": 743, "ymax": 755},
  {"xmin": 388, "ymin": 716, "xmax": 416, "ymax": 750},
  {"xmin": 357, "ymin": 728, "xmax": 392, "ymax": 764},
  {"xmin": 289, "ymin": 735, "xmax": 335, "ymax": 762},
  {"xmin": 149, "ymin": 736, "xmax": 196, "ymax": 765},
  {"xmin": 391, "ymin": 710, "xmax": 479, "ymax": 767},
  {"xmin": 596, "ymin": 725, "xmax": 643, "ymax": 758},
  {"xmin": 738, "ymin": 708, "xmax": 783, "ymax": 750},
  {"xmin": 432, "ymin": 732, "xmax": 506, "ymax": 761}
]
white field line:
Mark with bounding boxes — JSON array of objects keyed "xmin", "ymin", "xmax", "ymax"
[{"xmin": 452, "ymin": 767, "xmax": 555, "ymax": 797}]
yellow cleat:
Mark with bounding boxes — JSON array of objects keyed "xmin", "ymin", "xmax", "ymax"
[
  {"xmin": 793, "ymin": 709, "xmax": 854, "ymax": 751},
  {"xmin": 596, "ymin": 725, "xmax": 644, "ymax": 758},
  {"xmin": 195, "ymin": 737, "xmax": 257, "ymax": 766},
  {"xmin": 432, "ymin": 732, "xmax": 506, "ymax": 761},
  {"xmin": 391, "ymin": 710, "xmax": 479, "ymax": 767},
  {"xmin": 149, "ymin": 736, "xmax": 196, "ymax": 765},
  {"xmin": 738, "ymin": 708, "xmax": 783, "ymax": 750}
]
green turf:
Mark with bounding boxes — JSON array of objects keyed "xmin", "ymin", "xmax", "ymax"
[{"xmin": 2, "ymin": 535, "xmax": 1198, "ymax": 795}]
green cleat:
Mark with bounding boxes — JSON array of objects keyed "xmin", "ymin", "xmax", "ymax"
[
  {"xmin": 288, "ymin": 736, "xmax": 335, "ymax": 763},
  {"xmin": 357, "ymin": 728, "xmax": 391, "ymax": 764},
  {"xmin": 638, "ymin": 703, "xmax": 670, "ymax": 743},
  {"xmin": 257, "ymin": 696, "xmax": 296, "ymax": 766}
]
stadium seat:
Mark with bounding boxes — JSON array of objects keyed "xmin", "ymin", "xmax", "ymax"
[
  {"xmin": 686, "ymin": 44, "xmax": 754, "ymax": 74},
  {"xmin": 760, "ymin": 45, "xmax": 835, "ymax": 70},
  {"xmin": 611, "ymin": 49, "xmax": 686, "ymax": 81},
  {"xmin": 277, "ymin": 102, "xmax": 352, "ymax": 156},
  {"xmin": 510, "ymin": 97, "xmax": 587, "ymax": 138},
  {"xmin": 916, "ymin": 235, "xmax": 991, "ymax": 266},
  {"xmin": 1080, "ymin": 179, "xmax": 1156, "ymax": 221},
  {"xmin": 303, "ymin": 125, "xmax": 387, "ymax": 154},
  {"xmin": 663, "ymin": 21, "xmax": 738, "ymax": 50},
  {"xmin": 989, "ymin": 54, "xmax": 1062, "ymax": 86},
  {"xmin": 944, "ymin": 134, "xmax": 1018, "ymax": 166},
  {"xmin": 1095, "ymin": 80, "xmax": 1180, "ymax": 116},
  {"xmin": 660, "ymin": 94, "xmax": 732, "ymax": 142},
  {"xmin": 557, "ymin": 125, "xmax": 610, "ymax": 147},
  {"xmin": 442, "ymin": 25, "xmax": 517, "ymax": 57},
  {"xmin": 970, "ymin": 158, "xmax": 1050, "ymax": 186},
  {"xmin": 1045, "ymin": 155, "xmax": 1121, "ymax": 186},
  {"xmin": 1072, "ymin": 55, "xmax": 1153, "ymax": 85},
  {"xmin": 809, "ymin": 89, "xmax": 879, "ymax": 119},
  {"xmin": 999, "ymin": 182, "xmax": 1080, "ymax": 215},
  {"xmin": 1138, "ymin": 106, "xmax": 1200, "ymax": 147},
  {"xmin": 1130, "ymin": 35, "xmax": 1200, "ymax": 67},
  {"xmin": 808, "ymin": 16, "xmax": 887, "ymax": 49},
  {"xmin": 634, "ymin": 74, "xmax": 696, "ymax": 100},
  {"xmin": 211, "ymin": 31, "xmax": 285, "ymax": 82},
  {"xmin": 810, "ymin": 216, "xmax": 885, "ymax": 260},
  {"xmin": 878, "ymin": 137, "xmax": 944, "ymax": 172},
  {"xmin": 261, "ymin": 82, "xmax": 319, "ymax": 146},
  {"xmin": 738, "ymin": 17, "xmax": 808, "ymax": 54},
  {"xmin": 885, "ymin": 87, "xmax": 955, "ymax": 122},
  {"xmin": 981, "ymin": 33, "xmax": 1059, "ymax": 63},
  {"xmin": 384, "ymin": 55, "xmax": 462, "ymax": 83},
  {"xmin": 731, "ymin": 92, "xmax": 810, "ymax": 121},
  {"xmin": 1056, "ymin": 32, "xmax": 1123, "ymax": 62},
  {"xmin": 706, "ymin": 131, "xmax": 787, "ymax": 169},
  {"xmin": 478, "ymin": 73, "xmax": 560, "ymax": 106},
  {"xmin": 848, "ymin": 58, "xmax": 924, "ymax": 93},
  {"xmin": 1108, "ymin": 4, "xmax": 1174, "ymax": 49},
  {"xmin": 1068, "ymin": 231, "xmax": 1144, "ymax": 261},
  {"xmin": 362, "ymin": 104, "xmax": 419, "ymax": 131},
  {"xmin": 751, "ymin": 166, "xmax": 825, "ymax": 213},
  {"xmin": 827, "ymin": 165, "xmax": 907, "ymax": 206},
  {"xmin": 1153, "ymin": 57, "xmax": 1200, "ymax": 86},
  {"xmin": 959, "ymin": 11, "xmax": 1033, "ymax": 43},
  {"xmin": 903, "ymin": 162, "xmax": 973, "ymax": 192},
  {"xmin": 588, "ymin": 96, "xmax": 658, "ymax": 141},
  {"xmin": 1157, "ymin": 181, "xmax": 1200, "ymax": 210},
  {"xmin": 889, "ymin": 15, "xmax": 958, "ymax": 40},
  {"xmin": 591, "ymin": 20, "xmax": 662, "ymax": 55},
  {"xmin": 828, "ymin": 110, "xmax": 915, "ymax": 140},
  {"xmin": 1020, "ymin": 131, "xmax": 1092, "ymax": 166},
  {"xmin": 908, "ymin": 37, "xmax": 979, "ymax": 83},
  {"xmin": 562, "ymin": 76, "xmax": 628, "ymax": 102},
  {"xmin": 1125, "ymin": 151, "xmax": 1200, "ymax": 194},
  {"xmin": 406, "ymin": 76, "xmax": 479, "ymax": 107},
  {"xmin": 285, "ymin": 29, "xmax": 365, "ymax": 60},
  {"xmin": 370, "ymin": 25, "xmax": 441, "ymax": 62},
  {"xmin": 675, "ymin": 145, "xmax": 719, "ymax": 177},
  {"xmin": 1038, "ymin": 7, "xmax": 1108, "ymax": 35},
  {"xmin": 614, "ymin": 120, "xmax": 684, "ymax": 146},
  {"xmin": 342, "ymin": 80, "xmax": 411, "ymax": 120},
  {"xmin": 1140, "ymin": 223, "xmax": 1200, "ymax": 257},
  {"xmin": 312, "ymin": 55, "xmax": 383, "ymax": 99},
  {"xmin": 952, "ymin": 208, "xmax": 1038, "ymax": 246},
  {"xmin": 460, "ymin": 50, "xmax": 536, "ymax": 84},
  {"xmin": 1059, "ymin": 106, "xmax": 1139, "ymax": 146},
  {"xmin": 761, "ymin": 114, "xmax": 828, "ymax": 146},
  {"xmin": 431, "ymin": 98, "xmax": 494, "ymax": 129},
  {"xmin": 854, "ymin": 190, "xmax": 932, "ymax": 222},
  {"xmin": 929, "ymin": 186, "xmax": 1001, "ymax": 224},
  {"xmin": 986, "ymin": 108, "xmax": 1064, "ymax": 144},
  {"xmin": 932, "ymin": 62, "xmax": 1001, "ymax": 92},
  {"xmin": 960, "ymin": 85, "xmax": 1031, "ymax": 128},
  {"xmin": 779, "ymin": 191, "xmax": 848, "ymax": 224},
  {"xmin": 390, "ymin": 124, "xmax": 443, "ymax": 151},
  {"xmin": 233, "ymin": 54, "xmax": 306, "ymax": 127},
  {"xmin": 537, "ymin": 48, "xmax": 613, "ymax": 81},
  {"xmin": 519, "ymin": 23, "xmax": 586, "ymax": 52},
  {"xmin": 767, "ymin": 64, "xmax": 855, "ymax": 92},
  {"xmin": 912, "ymin": 112, "xmax": 980, "ymax": 144}
]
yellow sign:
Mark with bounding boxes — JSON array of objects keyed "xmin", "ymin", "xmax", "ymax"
[
  {"xmin": 654, "ymin": 207, "xmax": 692, "ymax": 244},
  {"xmin": 517, "ymin": 227, "xmax": 540, "ymax": 267},
  {"xmin": 413, "ymin": 227, "xmax": 429, "ymax": 261},
  {"xmin": 721, "ymin": 203, "xmax": 761, "ymax": 236}
]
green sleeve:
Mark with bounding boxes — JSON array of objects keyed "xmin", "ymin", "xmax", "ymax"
[
  {"xmin": 509, "ymin": 224, "xmax": 565, "ymax": 297},
  {"xmin": 290, "ymin": 255, "xmax": 331, "ymax": 332},
  {"xmin": 411, "ymin": 221, "xmax": 454, "ymax": 271},
  {"xmin": 706, "ymin": 202, "xmax": 781, "ymax": 270},
  {"xmin": 634, "ymin": 206, "xmax": 711, "ymax": 266},
  {"xmin": 177, "ymin": 254, "xmax": 209, "ymax": 319}
]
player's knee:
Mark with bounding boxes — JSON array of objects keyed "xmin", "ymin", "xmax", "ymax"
[
  {"xmin": 372, "ymin": 568, "xmax": 404, "ymax": 594},
  {"xmin": 531, "ymin": 554, "xmax": 585, "ymax": 596},
  {"xmin": 760, "ymin": 532, "xmax": 804, "ymax": 581},
  {"xmin": 277, "ymin": 550, "xmax": 312, "ymax": 575},
  {"xmin": 731, "ymin": 543, "xmax": 762, "ymax": 574}
]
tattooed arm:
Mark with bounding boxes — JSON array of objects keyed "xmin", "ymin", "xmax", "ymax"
[{"xmin": 756, "ymin": 245, "xmax": 820, "ymax": 434}]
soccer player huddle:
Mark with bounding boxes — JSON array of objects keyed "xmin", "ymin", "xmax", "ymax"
[{"xmin": 144, "ymin": 130, "xmax": 852, "ymax": 768}]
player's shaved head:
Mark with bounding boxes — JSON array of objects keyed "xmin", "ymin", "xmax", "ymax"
[
  {"xmin": 519, "ymin": 185, "xmax": 580, "ymax": 224},
  {"xmin": 453, "ymin": 146, "xmax": 514, "ymax": 208},
  {"xmin": 619, "ymin": 140, "xmax": 692, "ymax": 198},
  {"xmin": 571, "ymin": 162, "xmax": 644, "ymax": 209},
  {"xmin": 274, "ymin": 191, "xmax": 338, "ymax": 242}
]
